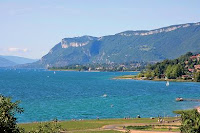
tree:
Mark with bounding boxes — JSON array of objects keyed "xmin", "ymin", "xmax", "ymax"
[
  {"xmin": 29, "ymin": 122, "xmax": 63, "ymax": 133},
  {"xmin": 0, "ymin": 95, "xmax": 24, "ymax": 133},
  {"xmin": 165, "ymin": 64, "xmax": 184, "ymax": 79},
  {"xmin": 144, "ymin": 70, "xmax": 154, "ymax": 79},
  {"xmin": 194, "ymin": 72, "xmax": 200, "ymax": 82},
  {"xmin": 180, "ymin": 109, "xmax": 200, "ymax": 133}
]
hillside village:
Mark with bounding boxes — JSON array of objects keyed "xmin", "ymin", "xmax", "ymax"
[
  {"xmin": 137, "ymin": 52, "xmax": 200, "ymax": 82},
  {"xmin": 182, "ymin": 53, "xmax": 200, "ymax": 79}
]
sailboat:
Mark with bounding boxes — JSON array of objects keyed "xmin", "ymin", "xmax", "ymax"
[
  {"xmin": 102, "ymin": 94, "xmax": 107, "ymax": 97},
  {"xmin": 166, "ymin": 81, "xmax": 169, "ymax": 86}
]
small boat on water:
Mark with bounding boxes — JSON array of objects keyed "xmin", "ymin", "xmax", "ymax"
[
  {"xmin": 166, "ymin": 81, "xmax": 169, "ymax": 86},
  {"xmin": 102, "ymin": 94, "xmax": 107, "ymax": 97},
  {"xmin": 176, "ymin": 97, "xmax": 183, "ymax": 101},
  {"xmin": 54, "ymin": 71, "xmax": 56, "ymax": 74}
]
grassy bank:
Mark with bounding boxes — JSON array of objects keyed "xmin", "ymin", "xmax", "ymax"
[
  {"xmin": 115, "ymin": 75, "xmax": 194, "ymax": 82},
  {"xmin": 18, "ymin": 117, "xmax": 180, "ymax": 132},
  {"xmin": 114, "ymin": 75, "xmax": 136, "ymax": 79}
]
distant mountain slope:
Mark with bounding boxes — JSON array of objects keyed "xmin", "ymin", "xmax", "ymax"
[
  {"xmin": 32, "ymin": 22, "xmax": 200, "ymax": 68},
  {"xmin": 0, "ymin": 55, "xmax": 38, "ymax": 67},
  {"xmin": 1, "ymin": 55, "xmax": 38, "ymax": 64},
  {"xmin": 0, "ymin": 57, "xmax": 16, "ymax": 67}
]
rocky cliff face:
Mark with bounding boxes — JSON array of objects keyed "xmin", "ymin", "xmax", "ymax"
[
  {"xmin": 118, "ymin": 22, "xmax": 200, "ymax": 36},
  {"xmin": 30, "ymin": 22, "xmax": 200, "ymax": 68}
]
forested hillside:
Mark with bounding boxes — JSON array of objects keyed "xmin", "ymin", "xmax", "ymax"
[
  {"xmin": 138, "ymin": 52, "xmax": 200, "ymax": 82},
  {"xmin": 27, "ymin": 22, "xmax": 200, "ymax": 68}
]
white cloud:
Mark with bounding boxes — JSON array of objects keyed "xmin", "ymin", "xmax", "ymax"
[
  {"xmin": 8, "ymin": 48, "xmax": 28, "ymax": 53},
  {"xmin": 8, "ymin": 8, "xmax": 33, "ymax": 16}
]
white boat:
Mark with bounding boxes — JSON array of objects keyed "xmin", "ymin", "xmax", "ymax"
[
  {"xmin": 54, "ymin": 71, "xmax": 56, "ymax": 74},
  {"xmin": 166, "ymin": 81, "xmax": 169, "ymax": 86},
  {"xmin": 102, "ymin": 94, "xmax": 107, "ymax": 97}
]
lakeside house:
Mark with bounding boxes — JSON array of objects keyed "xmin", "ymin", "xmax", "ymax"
[
  {"xmin": 196, "ymin": 107, "xmax": 200, "ymax": 113},
  {"xmin": 182, "ymin": 75, "xmax": 192, "ymax": 80},
  {"xmin": 188, "ymin": 68, "xmax": 194, "ymax": 72},
  {"xmin": 194, "ymin": 65, "xmax": 200, "ymax": 70},
  {"xmin": 190, "ymin": 54, "xmax": 200, "ymax": 61}
]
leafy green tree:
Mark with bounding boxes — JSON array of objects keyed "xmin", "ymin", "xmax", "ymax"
[
  {"xmin": 171, "ymin": 64, "xmax": 184, "ymax": 78},
  {"xmin": 165, "ymin": 65, "xmax": 173, "ymax": 78},
  {"xmin": 137, "ymin": 73, "xmax": 144, "ymax": 78},
  {"xmin": 180, "ymin": 109, "xmax": 200, "ymax": 133},
  {"xmin": 144, "ymin": 70, "xmax": 154, "ymax": 78},
  {"xmin": 165, "ymin": 64, "xmax": 184, "ymax": 79},
  {"xmin": 154, "ymin": 67, "xmax": 162, "ymax": 78},
  {"xmin": 29, "ymin": 122, "xmax": 64, "ymax": 133},
  {"xmin": 0, "ymin": 95, "xmax": 24, "ymax": 133},
  {"xmin": 194, "ymin": 72, "xmax": 200, "ymax": 82}
]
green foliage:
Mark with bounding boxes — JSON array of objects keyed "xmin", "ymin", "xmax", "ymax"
[
  {"xmin": 137, "ymin": 73, "xmax": 144, "ymax": 78},
  {"xmin": 137, "ymin": 52, "xmax": 200, "ymax": 80},
  {"xmin": 194, "ymin": 72, "xmax": 200, "ymax": 82},
  {"xmin": 179, "ymin": 109, "xmax": 200, "ymax": 133},
  {"xmin": 173, "ymin": 109, "xmax": 194, "ymax": 114},
  {"xmin": 0, "ymin": 95, "xmax": 24, "ymax": 133},
  {"xmin": 29, "ymin": 122, "xmax": 63, "ymax": 133},
  {"xmin": 165, "ymin": 64, "xmax": 184, "ymax": 79},
  {"xmin": 144, "ymin": 70, "xmax": 154, "ymax": 79}
]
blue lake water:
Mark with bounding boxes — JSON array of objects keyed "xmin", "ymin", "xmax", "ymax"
[{"xmin": 0, "ymin": 69, "xmax": 200, "ymax": 123}]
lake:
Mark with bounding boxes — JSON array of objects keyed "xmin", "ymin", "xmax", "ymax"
[{"xmin": 0, "ymin": 69, "xmax": 200, "ymax": 123}]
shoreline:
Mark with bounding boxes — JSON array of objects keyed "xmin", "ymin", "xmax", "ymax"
[
  {"xmin": 48, "ymin": 69, "xmax": 140, "ymax": 72},
  {"xmin": 18, "ymin": 117, "xmax": 129, "ymax": 124},
  {"xmin": 114, "ymin": 75, "xmax": 194, "ymax": 82}
]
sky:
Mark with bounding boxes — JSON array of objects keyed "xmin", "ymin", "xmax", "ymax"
[{"xmin": 0, "ymin": 0, "xmax": 200, "ymax": 59}]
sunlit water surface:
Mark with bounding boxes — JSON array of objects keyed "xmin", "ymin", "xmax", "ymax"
[{"xmin": 0, "ymin": 69, "xmax": 200, "ymax": 123}]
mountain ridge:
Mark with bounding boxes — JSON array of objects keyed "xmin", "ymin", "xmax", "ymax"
[
  {"xmin": 0, "ymin": 55, "xmax": 38, "ymax": 67},
  {"xmin": 27, "ymin": 22, "xmax": 200, "ymax": 68},
  {"xmin": 0, "ymin": 57, "xmax": 17, "ymax": 67},
  {"xmin": 117, "ymin": 22, "xmax": 200, "ymax": 36}
]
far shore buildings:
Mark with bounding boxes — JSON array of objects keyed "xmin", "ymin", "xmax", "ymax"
[
  {"xmin": 196, "ymin": 106, "xmax": 200, "ymax": 113},
  {"xmin": 190, "ymin": 54, "xmax": 200, "ymax": 61},
  {"xmin": 194, "ymin": 65, "xmax": 200, "ymax": 70},
  {"xmin": 187, "ymin": 54, "xmax": 200, "ymax": 73},
  {"xmin": 161, "ymin": 54, "xmax": 200, "ymax": 80}
]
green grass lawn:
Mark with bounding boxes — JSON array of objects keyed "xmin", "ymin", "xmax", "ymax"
[
  {"xmin": 127, "ymin": 125, "xmax": 180, "ymax": 132},
  {"xmin": 115, "ymin": 75, "xmax": 136, "ymax": 79},
  {"xmin": 19, "ymin": 117, "xmax": 179, "ymax": 132}
]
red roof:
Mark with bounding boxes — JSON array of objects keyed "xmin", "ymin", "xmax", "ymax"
[
  {"xmin": 190, "ymin": 56, "xmax": 197, "ymax": 59},
  {"xmin": 182, "ymin": 75, "xmax": 190, "ymax": 78},
  {"xmin": 195, "ymin": 65, "xmax": 200, "ymax": 69},
  {"xmin": 188, "ymin": 69, "xmax": 194, "ymax": 72}
]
